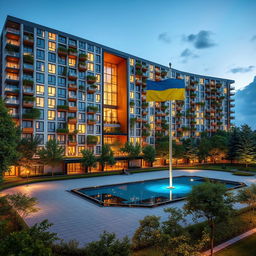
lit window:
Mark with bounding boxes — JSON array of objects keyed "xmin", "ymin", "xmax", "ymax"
[
  {"xmin": 130, "ymin": 91, "xmax": 134, "ymax": 99},
  {"xmin": 48, "ymin": 87, "xmax": 56, "ymax": 96},
  {"xmin": 87, "ymin": 62, "xmax": 94, "ymax": 71},
  {"xmin": 150, "ymin": 123, "xmax": 154, "ymax": 129},
  {"xmin": 48, "ymin": 64, "xmax": 56, "ymax": 74},
  {"xmin": 130, "ymin": 75, "xmax": 134, "ymax": 83},
  {"xmin": 68, "ymin": 124, "xmax": 75, "ymax": 133},
  {"xmin": 48, "ymin": 32, "xmax": 56, "ymax": 41},
  {"xmin": 149, "ymin": 65, "xmax": 154, "ymax": 71},
  {"xmin": 130, "ymin": 137, "xmax": 134, "ymax": 143},
  {"xmin": 150, "ymin": 116, "xmax": 154, "ymax": 122},
  {"xmin": 48, "ymin": 134, "xmax": 55, "ymax": 141},
  {"xmin": 88, "ymin": 52, "xmax": 94, "ymax": 62},
  {"xmin": 96, "ymin": 74, "xmax": 101, "ymax": 83},
  {"xmin": 48, "ymin": 98, "xmax": 56, "ymax": 108},
  {"xmin": 68, "ymin": 146, "xmax": 76, "ymax": 156},
  {"xmin": 129, "ymin": 58, "xmax": 134, "ymax": 66},
  {"xmin": 48, "ymin": 110, "xmax": 55, "ymax": 120},
  {"xmin": 36, "ymin": 85, "xmax": 44, "ymax": 95},
  {"xmin": 78, "ymin": 124, "xmax": 86, "ymax": 133},
  {"xmin": 36, "ymin": 97, "xmax": 44, "ymax": 107},
  {"xmin": 68, "ymin": 58, "xmax": 76, "ymax": 67},
  {"xmin": 130, "ymin": 107, "xmax": 134, "ymax": 114},
  {"xmin": 149, "ymin": 73, "xmax": 154, "ymax": 79},
  {"xmin": 135, "ymin": 137, "xmax": 141, "ymax": 143},
  {"xmin": 48, "ymin": 41, "xmax": 56, "ymax": 51},
  {"xmin": 96, "ymin": 94, "xmax": 101, "ymax": 102},
  {"xmin": 200, "ymin": 78, "xmax": 204, "ymax": 84}
]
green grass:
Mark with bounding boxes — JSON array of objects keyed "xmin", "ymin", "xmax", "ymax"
[
  {"xmin": 232, "ymin": 171, "xmax": 255, "ymax": 176},
  {"xmin": 215, "ymin": 233, "xmax": 256, "ymax": 256}
]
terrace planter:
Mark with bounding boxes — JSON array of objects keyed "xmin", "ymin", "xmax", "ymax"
[
  {"xmin": 79, "ymin": 53, "xmax": 88, "ymax": 61},
  {"xmin": 87, "ymin": 135, "xmax": 98, "ymax": 145},
  {"xmin": 58, "ymin": 47, "xmax": 68, "ymax": 56},
  {"xmin": 23, "ymin": 54, "xmax": 34, "ymax": 64},
  {"xmin": 56, "ymin": 128, "xmax": 69, "ymax": 134},
  {"xmin": 87, "ymin": 106, "xmax": 98, "ymax": 113},
  {"xmin": 68, "ymin": 117, "xmax": 77, "ymax": 124},
  {"xmin": 87, "ymin": 75, "xmax": 97, "ymax": 84},
  {"xmin": 57, "ymin": 105, "xmax": 69, "ymax": 111},
  {"xmin": 161, "ymin": 71, "xmax": 167, "ymax": 78},
  {"xmin": 135, "ymin": 63, "xmax": 142, "ymax": 70}
]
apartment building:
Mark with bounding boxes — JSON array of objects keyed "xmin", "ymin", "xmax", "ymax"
[{"xmin": 0, "ymin": 16, "xmax": 235, "ymax": 176}]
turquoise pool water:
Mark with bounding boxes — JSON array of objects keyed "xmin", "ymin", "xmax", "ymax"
[{"xmin": 72, "ymin": 176, "xmax": 244, "ymax": 207}]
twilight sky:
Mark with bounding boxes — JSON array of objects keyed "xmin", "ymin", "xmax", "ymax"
[{"xmin": 0, "ymin": 0, "xmax": 255, "ymax": 91}]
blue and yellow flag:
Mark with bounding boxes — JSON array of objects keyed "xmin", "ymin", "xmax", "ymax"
[{"xmin": 146, "ymin": 78, "xmax": 185, "ymax": 102}]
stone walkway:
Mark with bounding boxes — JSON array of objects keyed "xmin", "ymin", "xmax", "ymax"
[
  {"xmin": 2, "ymin": 169, "xmax": 256, "ymax": 246},
  {"xmin": 203, "ymin": 228, "xmax": 256, "ymax": 255}
]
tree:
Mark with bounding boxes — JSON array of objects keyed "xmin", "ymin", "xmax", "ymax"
[
  {"xmin": 0, "ymin": 98, "xmax": 20, "ymax": 182},
  {"xmin": 142, "ymin": 145, "xmax": 156, "ymax": 167},
  {"xmin": 197, "ymin": 137, "xmax": 211, "ymax": 163},
  {"xmin": 17, "ymin": 136, "xmax": 42, "ymax": 174},
  {"xmin": 209, "ymin": 135, "xmax": 228, "ymax": 163},
  {"xmin": 237, "ymin": 184, "xmax": 256, "ymax": 222},
  {"xmin": 0, "ymin": 220, "xmax": 58, "ymax": 256},
  {"xmin": 182, "ymin": 139, "xmax": 198, "ymax": 164},
  {"xmin": 98, "ymin": 144, "xmax": 116, "ymax": 172},
  {"xmin": 184, "ymin": 182, "xmax": 234, "ymax": 256},
  {"xmin": 84, "ymin": 231, "xmax": 131, "ymax": 256},
  {"xmin": 237, "ymin": 125, "xmax": 256, "ymax": 167},
  {"xmin": 81, "ymin": 149, "xmax": 97, "ymax": 173},
  {"xmin": 132, "ymin": 215, "xmax": 161, "ymax": 249},
  {"xmin": 7, "ymin": 192, "xmax": 39, "ymax": 218},
  {"xmin": 173, "ymin": 141, "xmax": 185, "ymax": 165},
  {"xmin": 155, "ymin": 136, "xmax": 169, "ymax": 160},
  {"xmin": 227, "ymin": 127, "xmax": 241, "ymax": 163},
  {"xmin": 38, "ymin": 139, "xmax": 64, "ymax": 176},
  {"xmin": 121, "ymin": 142, "xmax": 141, "ymax": 168}
]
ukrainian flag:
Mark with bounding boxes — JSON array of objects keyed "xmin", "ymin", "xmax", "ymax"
[{"xmin": 146, "ymin": 78, "xmax": 185, "ymax": 102}]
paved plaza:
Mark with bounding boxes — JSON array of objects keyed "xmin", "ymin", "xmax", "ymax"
[{"xmin": 3, "ymin": 169, "xmax": 256, "ymax": 245}]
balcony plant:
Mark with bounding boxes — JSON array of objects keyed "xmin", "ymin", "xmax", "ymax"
[
  {"xmin": 5, "ymin": 43, "xmax": 19, "ymax": 52},
  {"xmin": 130, "ymin": 117, "xmax": 137, "ymax": 128},
  {"xmin": 136, "ymin": 70, "xmax": 143, "ymax": 76},
  {"xmin": 161, "ymin": 71, "xmax": 167, "ymax": 78},
  {"xmin": 142, "ymin": 131, "xmax": 150, "ymax": 137},
  {"xmin": 23, "ymin": 79, "xmax": 33, "ymax": 86},
  {"xmin": 79, "ymin": 53, "xmax": 87, "ymax": 60},
  {"xmin": 58, "ymin": 46, "xmax": 68, "ymax": 54},
  {"xmin": 22, "ymin": 108, "xmax": 40, "ymax": 119},
  {"xmin": 129, "ymin": 101, "xmax": 135, "ymax": 107},
  {"xmin": 56, "ymin": 128, "xmax": 69, "ymax": 134},
  {"xmin": 57, "ymin": 104, "xmax": 69, "ymax": 110},
  {"xmin": 87, "ymin": 75, "xmax": 97, "ymax": 84},
  {"xmin": 68, "ymin": 47, "xmax": 77, "ymax": 54},
  {"xmin": 135, "ymin": 63, "xmax": 142, "ymax": 69},
  {"xmin": 87, "ymin": 135, "xmax": 98, "ymax": 145},
  {"xmin": 142, "ymin": 102, "xmax": 149, "ymax": 108},
  {"xmin": 87, "ymin": 106, "xmax": 98, "ymax": 113},
  {"xmin": 23, "ymin": 95, "xmax": 35, "ymax": 102},
  {"xmin": 79, "ymin": 85, "xmax": 86, "ymax": 91},
  {"xmin": 23, "ymin": 54, "xmax": 34, "ymax": 64}
]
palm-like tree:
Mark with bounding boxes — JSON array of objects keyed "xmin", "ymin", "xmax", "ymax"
[{"xmin": 38, "ymin": 139, "xmax": 64, "ymax": 176}]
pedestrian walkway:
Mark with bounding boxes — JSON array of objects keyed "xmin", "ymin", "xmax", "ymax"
[{"xmin": 203, "ymin": 227, "xmax": 256, "ymax": 255}]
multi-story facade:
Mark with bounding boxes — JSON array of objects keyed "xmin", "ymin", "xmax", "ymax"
[{"xmin": 0, "ymin": 16, "xmax": 235, "ymax": 176}]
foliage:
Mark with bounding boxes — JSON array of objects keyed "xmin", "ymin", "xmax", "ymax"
[
  {"xmin": 208, "ymin": 134, "xmax": 228, "ymax": 163},
  {"xmin": 184, "ymin": 182, "xmax": 235, "ymax": 256},
  {"xmin": 81, "ymin": 149, "xmax": 97, "ymax": 173},
  {"xmin": 227, "ymin": 127, "xmax": 241, "ymax": 163},
  {"xmin": 182, "ymin": 139, "xmax": 198, "ymax": 163},
  {"xmin": 197, "ymin": 137, "xmax": 211, "ymax": 162},
  {"xmin": 0, "ymin": 220, "xmax": 58, "ymax": 256},
  {"xmin": 84, "ymin": 231, "xmax": 131, "ymax": 256},
  {"xmin": 121, "ymin": 142, "xmax": 141, "ymax": 160},
  {"xmin": 7, "ymin": 192, "xmax": 39, "ymax": 218},
  {"xmin": 0, "ymin": 98, "xmax": 20, "ymax": 182},
  {"xmin": 22, "ymin": 108, "xmax": 41, "ymax": 119},
  {"xmin": 38, "ymin": 139, "xmax": 64, "ymax": 176},
  {"xmin": 98, "ymin": 145, "xmax": 116, "ymax": 172},
  {"xmin": 142, "ymin": 145, "xmax": 156, "ymax": 167},
  {"xmin": 87, "ymin": 135, "xmax": 98, "ymax": 145}
]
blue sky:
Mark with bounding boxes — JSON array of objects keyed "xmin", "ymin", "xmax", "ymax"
[{"xmin": 0, "ymin": 0, "xmax": 255, "ymax": 90}]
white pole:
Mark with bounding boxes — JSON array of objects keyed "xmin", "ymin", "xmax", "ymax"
[{"xmin": 169, "ymin": 100, "xmax": 174, "ymax": 188}]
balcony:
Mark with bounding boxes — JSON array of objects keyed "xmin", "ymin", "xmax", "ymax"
[
  {"xmin": 5, "ymin": 99, "xmax": 19, "ymax": 106},
  {"xmin": 23, "ymin": 79, "xmax": 34, "ymax": 86},
  {"xmin": 23, "ymin": 88, "xmax": 34, "ymax": 96},
  {"xmin": 68, "ymin": 140, "xmax": 77, "ymax": 146},
  {"xmin": 23, "ymin": 54, "xmax": 34, "ymax": 64},
  {"xmin": 87, "ymin": 75, "xmax": 97, "ymax": 84},
  {"xmin": 87, "ymin": 106, "xmax": 98, "ymax": 114},
  {"xmin": 23, "ymin": 101, "xmax": 34, "ymax": 108},
  {"xmin": 230, "ymin": 92, "xmax": 235, "ymax": 96},
  {"xmin": 22, "ymin": 127, "xmax": 33, "ymax": 133},
  {"xmin": 155, "ymin": 69, "xmax": 161, "ymax": 76},
  {"xmin": 5, "ymin": 62, "xmax": 20, "ymax": 73},
  {"xmin": 230, "ymin": 104, "xmax": 235, "ymax": 108},
  {"xmin": 87, "ymin": 119, "xmax": 96, "ymax": 125},
  {"xmin": 68, "ymin": 84, "xmax": 77, "ymax": 91},
  {"xmin": 68, "ymin": 106, "xmax": 77, "ymax": 112},
  {"xmin": 87, "ymin": 135, "xmax": 98, "ymax": 145},
  {"xmin": 58, "ymin": 47, "xmax": 68, "ymax": 56},
  {"xmin": 68, "ymin": 117, "xmax": 77, "ymax": 124},
  {"xmin": 23, "ymin": 35, "xmax": 34, "ymax": 46},
  {"xmin": 156, "ymin": 119, "xmax": 162, "ymax": 124},
  {"xmin": 5, "ymin": 74, "xmax": 19, "ymax": 84},
  {"xmin": 155, "ymin": 76, "xmax": 161, "ymax": 82},
  {"xmin": 5, "ymin": 88, "xmax": 19, "ymax": 96},
  {"xmin": 23, "ymin": 63, "xmax": 34, "ymax": 73},
  {"xmin": 68, "ymin": 71, "xmax": 77, "ymax": 80},
  {"xmin": 68, "ymin": 96, "xmax": 77, "ymax": 102},
  {"xmin": 78, "ymin": 63, "xmax": 87, "ymax": 71},
  {"xmin": 142, "ymin": 111, "xmax": 148, "ymax": 116},
  {"xmin": 68, "ymin": 48, "xmax": 78, "ymax": 57},
  {"xmin": 57, "ymin": 105, "xmax": 69, "ymax": 111},
  {"xmin": 56, "ymin": 128, "xmax": 69, "ymax": 134},
  {"xmin": 79, "ymin": 53, "xmax": 87, "ymax": 61},
  {"xmin": 135, "ymin": 79, "xmax": 142, "ymax": 86},
  {"xmin": 142, "ymin": 66, "xmax": 148, "ymax": 72},
  {"xmin": 87, "ymin": 85, "xmax": 97, "ymax": 94},
  {"xmin": 6, "ymin": 27, "xmax": 20, "ymax": 40}
]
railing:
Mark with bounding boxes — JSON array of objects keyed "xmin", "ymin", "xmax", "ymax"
[
  {"xmin": 6, "ymin": 51, "xmax": 20, "ymax": 57},
  {"xmin": 6, "ymin": 100, "xmax": 19, "ymax": 104},
  {"xmin": 6, "ymin": 74, "xmax": 19, "ymax": 81},
  {"xmin": 23, "ymin": 63, "xmax": 34, "ymax": 70},
  {"xmin": 6, "ymin": 39, "xmax": 20, "ymax": 46},
  {"xmin": 6, "ymin": 27, "xmax": 20, "ymax": 34},
  {"xmin": 23, "ymin": 88, "xmax": 34, "ymax": 93},
  {"xmin": 6, "ymin": 63, "xmax": 20, "ymax": 69}
]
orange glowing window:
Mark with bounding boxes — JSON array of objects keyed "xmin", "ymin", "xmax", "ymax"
[{"xmin": 48, "ymin": 32, "xmax": 56, "ymax": 41}]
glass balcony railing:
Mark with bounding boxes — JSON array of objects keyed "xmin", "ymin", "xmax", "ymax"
[
  {"xmin": 6, "ymin": 99, "xmax": 19, "ymax": 104},
  {"xmin": 6, "ymin": 75, "xmax": 19, "ymax": 81},
  {"xmin": 6, "ymin": 27, "xmax": 20, "ymax": 34},
  {"xmin": 6, "ymin": 51, "xmax": 20, "ymax": 57},
  {"xmin": 23, "ymin": 63, "xmax": 34, "ymax": 70}
]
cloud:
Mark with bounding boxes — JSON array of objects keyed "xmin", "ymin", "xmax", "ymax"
[
  {"xmin": 183, "ymin": 30, "xmax": 216, "ymax": 49},
  {"xmin": 229, "ymin": 65, "xmax": 255, "ymax": 74},
  {"xmin": 251, "ymin": 35, "xmax": 256, "ymax": 41},
  {"xmin": 235, "ymin": 76, "xmax": 256, "ymax": 129},
  {"xmin": 158, "ymin": 32, "xmax": 171, "ymax": 44},
  {"xmin": 180, "ymin": 48, "xmax": 199, "ymax": 63}
]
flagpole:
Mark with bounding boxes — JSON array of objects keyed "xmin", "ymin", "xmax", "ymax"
[{"xmin": 169, "ymin": 100, "xmax": 174, "ymax": 188}]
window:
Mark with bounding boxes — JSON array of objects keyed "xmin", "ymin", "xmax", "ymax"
[
  {"xmin": 88, "ymin": 52, "xmax": 94, "ymax": 62},
  {"xmin": 57, "ymin": 111, "xmax": 66, "ymax": 121},
  {"xmin": 96, "ymin": 64, "xmax": 101, "ymax": 73},
  {"xmin": 69, "ymin": 39, "xmax": 76, "ymax": 47},
  {"xmin": 87, "ymin": 44, "xmax": 94, "ymax": 52},
  {"xmin": 58, "ymin": 35, "xmax": 66, "ymax": 44},
  {"xmin": 96, "ymin": 94, "xmax": 101, "ymax": 103},
  {"xmin": 79, "ymin": 113, "xmax": 85, "ymax": 122},
  {"xmin": 96, "ymin": 74, "xmax": 101, "ymax": 83},
  {"xmin": 36, "ymin": 61, "xmax": 44, "ymax": 72},
  {"xmin": 78, "ymin": 102, "xmax": 85, "ymax": 111},
  {"xmin": 96, "ymin": 125, "xmax": 101, "ymax": 134},
  {"xmin": 104, "ymin": 62, "xmax": 117, "ymax": 106},
  {"xmin": 36, "ymin": 97, "xmax": 44, "ymax": 107},
  {"xmin": 48, "ymin": 110, "xmax": 55, "ymax": 120},
  {"xmin": 38, "ymin": 109, "xmax": 44, "ymax": 120},
  {"xmin": 58, "ymin": 88, "xmax": 66, "ymax": 98},
  {"xmin": 57, "ymin": 135, "xmax": 65, "ymax": 144},
  {"xmin": 36, "ymin": 73, "xmax": 44, "ymax": 83},
  {"xmin": 130, "ymin": 75, "xmax": 134, "ymax": 83},
  {"xmin": 48, "ymin": 122, "xmax": 55, "ymax": 132},
  {"xmin": 36, "ymin": 49, "xmax": 45, "ymax": 60},
  {"xmin": 78, "ymin": 135, "xmax": 85, "ymax": 144},
  {"xmin": 48, "ymin": 41, "xmax": 56, "ymax": 51},
  {"xmin": 22, "ymin": 120, "xmax": 33, "ymax": 128},
  {"xmin": 79, "ymin": 41, "xmax": 86, "ymax": 49},
  {"xmin": 48, "ymin": 32, "xmax": 56, "ymax": 41},
  {"xmin": 95, "ymin": 55, "xmax": 101, "ymax": 63},
  {"xmin": 78, "ymin": 124, "xmax": 86, "ymax": 133},
  {"xmin": 48, "ymin": 64, "xmax": 56, "ymax": 74},
  {"xmin": 48, "ymin": 52, "xmax": 56, "ymax": 63},
  {"xmin": 58, "ymin": 56, "xmax": 66, "ymax": 65},
  {"xmin": 58, "ymin": 77, "xmax": 66, "ymax": 87},
  {"xmin": 68, "ymin": 58, "xmax": 76, "ymax": 67},
  {"xmin": 37, "ymin": 38, "xmax": 45, "ymax": 48},
  {"xmin": 79, "ymin": 71, "xmax": 86, "ymax": 79},
  {"xmin": 36, "ymin": 85, "xmax": 44, "ymax": 96},
  {"xmin": 36, "ymin": 121, "xmax": 44, "ymax": 132},
  {"xmin": 87, "ymin": 93, "xmax": 94, "ymax": 102},
  {"xmin": 95, "ymin": 46, "xmax": 100, "ymax": 54},
  {"xmin": 48, "ymin": 134, "xmax": 55, "ymax": 141},
  {"xmin": 48, "ymin": 87, "xmax": 56, "ymax": 96},
  {"xmin": 48, "ymin": 75, "xmax": 56, "ymax": 85},
  {"xmin": 87, "ymin": 62, "xmax": 94, "ymax": 71},
  {"xmin": 130, "ymin": 58, "xmax": 134, "ymax": 66},
  {"xmin": 36, "ymin": 134, "xmax": 44, "ymax": 144},
  {"xmin": 87, "ymin": 125, "xmax": 94, "ymax": 134},
  {"xmin": 48, "ymin": 98, "xmax": 56, "ymax": 108},
  {"xmin": 37, "ymin": 29, "xmax": 45, "ymax": 38}
]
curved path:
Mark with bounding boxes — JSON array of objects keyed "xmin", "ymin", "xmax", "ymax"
[{"xmin": 2, "ymin": 169, "xmax": 255, "ymax": 245}]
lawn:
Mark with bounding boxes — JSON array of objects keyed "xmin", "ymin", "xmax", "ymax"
[{"xmin": 215, "ymin": 233, "xmax": 256, "ymax": 256}]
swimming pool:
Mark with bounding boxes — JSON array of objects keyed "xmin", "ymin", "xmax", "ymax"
[{"xmin": 71, "ymin": 176, "xmax": 245, "ymax": 207}]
